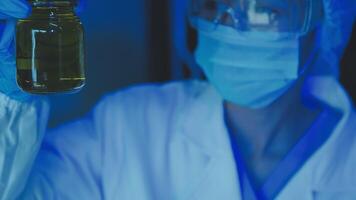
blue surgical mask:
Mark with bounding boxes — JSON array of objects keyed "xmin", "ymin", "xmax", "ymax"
[{"xmin": 195, "ymin": 20, "xmax": 300, "ymax": 109}]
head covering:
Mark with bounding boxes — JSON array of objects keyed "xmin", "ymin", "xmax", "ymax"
[
  {"xmin": 173, "ymin": 0, "xmax": 356, "ymax": 79},
  {"xmin": 304, "ymin": 0, "xmax": 355, "ymax": 77}
]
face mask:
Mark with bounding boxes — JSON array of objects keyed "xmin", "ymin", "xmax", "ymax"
[{"xmin": 195, "ymin": 20, "xmax": 300, "ymax": 109}]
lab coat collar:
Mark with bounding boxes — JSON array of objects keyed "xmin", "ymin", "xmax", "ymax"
[
  {"xmin": 303, "ymin": 76, "xmax": 353, "ymax": 115},
  {"xmin": 178, "ymin": 76, "xmax": 354, "ymax": 155},
  {"xmin": 301, "ymin": 76, "xmax": 354, "ymax": 152},
  {"xmin": 174, "ymin": 76, "xmax": 353, "ymax": 200},
  {"xmin": 178, "ymin": 76, "xmax": 353, "ymax": 156}
]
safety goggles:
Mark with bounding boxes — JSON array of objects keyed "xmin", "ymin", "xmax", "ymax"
[{"xmin": 189, "ymin": 0, "xmax": 322, "ymax": 37}]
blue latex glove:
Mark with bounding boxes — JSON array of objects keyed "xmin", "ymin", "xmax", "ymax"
[{"xmin": 0, "ymin": 0, "xmax": 32, "ymax": 101}]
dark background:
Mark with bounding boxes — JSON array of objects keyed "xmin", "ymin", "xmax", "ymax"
[
  {"xmin": 340, "ymin": 25, "xmax": 356, "ymax": 100},
  {"xmin": 48, "ymin": 0, "xmax": 356, "ymax": 127}
]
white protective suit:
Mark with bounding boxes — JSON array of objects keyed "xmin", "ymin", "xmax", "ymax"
[{"xmin": 1, "ymin": 76, "xmax": 356, "ymax": 199}]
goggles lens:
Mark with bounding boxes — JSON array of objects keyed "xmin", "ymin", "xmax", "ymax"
[{"xmin": 189, "ymin": 0, "xmax": 314, "ymax": 36}]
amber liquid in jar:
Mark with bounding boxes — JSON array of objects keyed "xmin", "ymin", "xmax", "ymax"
[{"xmin": 16, "ymin": 1, "xmax": 85, "ymax": 94}]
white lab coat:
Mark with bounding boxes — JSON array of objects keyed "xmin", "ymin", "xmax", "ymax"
[{"xmin": 1, "ymin": 76, "xmax": 356, "ymax": 200}]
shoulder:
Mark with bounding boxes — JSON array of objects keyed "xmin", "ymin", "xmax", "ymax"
[
  {"xmin": 45, "ymin": 81, "xmax": 209, "ymax": 147},
  {"xmin": 106, "ymin": 80, "xmax": 208, "ymax": 103},
  {"xmin": 90, "ymin": 80, "xmax": 210, "ymax": 136},
  {"xmin": 94, "ymin": 80, "xmax": 209, "ymax": 118}
]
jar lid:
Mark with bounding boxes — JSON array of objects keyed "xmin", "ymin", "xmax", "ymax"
[{"xmin": 29, "ymin": 0, "xmax": 77, "ymax": 6}]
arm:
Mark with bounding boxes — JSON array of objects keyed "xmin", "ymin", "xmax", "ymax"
[
  {"xmin": 0, "ymin": 92, "xmax": 103, "ymax": 199},
  {"xmin": 0, "ymin": 94, "xmax": 49, "ymax": 200},
  {"xmin": 20, "ymin": 115, "xmax": 102, "ymax": 199},
  {"xmin": 18, "ymin": 92, "xmax": 122, "ymax": 199}
]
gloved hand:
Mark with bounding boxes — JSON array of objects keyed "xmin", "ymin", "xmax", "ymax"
[
  {"xmin": 0, "ymin": 0, "xmax": 32, "ymax": 101},
  {"xmin": 312, "ymin": 0, "xmax": 356, "ymax": 77}
]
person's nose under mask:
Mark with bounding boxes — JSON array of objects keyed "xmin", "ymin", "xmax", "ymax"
[{"xmin": 194, "ymin": 20, "xmax": 300, "ymax": 109}]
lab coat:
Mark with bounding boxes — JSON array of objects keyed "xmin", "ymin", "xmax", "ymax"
[{"xmin": 1, "ymin": 76, "xmax": 356, "ymax": 200}]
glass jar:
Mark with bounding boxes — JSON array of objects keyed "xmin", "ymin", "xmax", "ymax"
[{"xmin": 16, "ymin": 0, "xmax": 85, "ymax": 94}]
